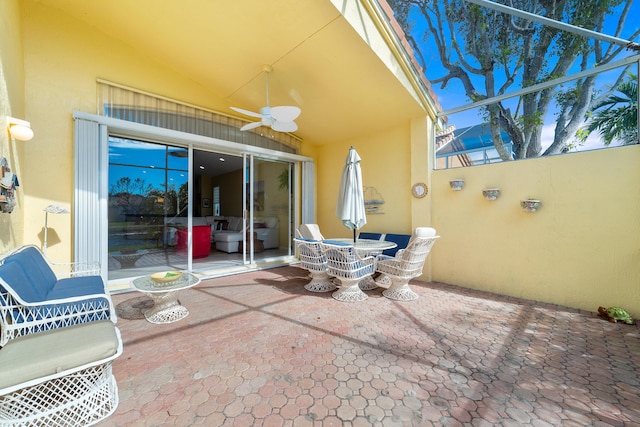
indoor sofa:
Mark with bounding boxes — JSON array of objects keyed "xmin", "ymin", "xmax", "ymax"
[
  {"xmin": 165, "ymin": 216, "xmax": 280, "ymax": 253},
  {"xmin": 212, "ymin": 216, "xmax": 279, "ymax": 253}
]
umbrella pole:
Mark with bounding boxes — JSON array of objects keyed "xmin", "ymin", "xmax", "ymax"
[{"xmin": 353, "ymin": 229, "xmax": 356, "ymax": 243}]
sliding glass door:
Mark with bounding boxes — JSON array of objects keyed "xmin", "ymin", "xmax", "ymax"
[{"xmin": 102, "ymin": 133, "xmax": 298, "ymax": 283}]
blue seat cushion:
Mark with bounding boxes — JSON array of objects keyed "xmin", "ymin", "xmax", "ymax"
[
  {"xmin": 322, "ymin": 240, "xmax": 352, "ymax": 246},
  {"xmin": 47, "ymin": 276, "xmax": 107, "ymax": 300}
]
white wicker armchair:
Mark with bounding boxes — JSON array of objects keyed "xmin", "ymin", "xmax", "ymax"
[
  {"xmin": 294, "ymin": 238, "xmax": 336, "ymax": 292},
  {"xmin": 375, "ymin": 227, "xmax": 439, "ymax": 301},
  {"xmin": 323, "ymin": 241, "xmax": 376, "ymax": 302}
]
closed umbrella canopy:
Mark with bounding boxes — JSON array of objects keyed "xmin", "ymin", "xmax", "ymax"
[{"xmin": 336, "ymin": 146, "xmax": 366, "ymax": 242}]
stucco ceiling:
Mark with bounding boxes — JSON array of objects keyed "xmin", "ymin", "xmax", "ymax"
[{"xmin": 28, "ymin": 0, "xmax": 428, "ymax": 145}]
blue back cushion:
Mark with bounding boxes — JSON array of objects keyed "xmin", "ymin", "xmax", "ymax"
[
  {"xmin": 0, "ymin": 248, "xmax": 57, "ymax": 303},
  {"xmin": 383, "ymin": 234, "xmax": 411, "ymax": 256},
  {"xmin": 358, "ymin": 232, "xmax": 382, "ymax": 240},
  {"xmin": 0, "ymin": 262, "xmax": 47, "ymax": 302}
]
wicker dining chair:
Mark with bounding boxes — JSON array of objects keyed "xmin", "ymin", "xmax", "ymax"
[
  {"xmin": 322, "ymin": 241, "xmax": 376, "ymax": 303},
  {"xmin": 375, "ymin": 227, "xmax": 439, "ymax": 301},
  {"xmin": 294, "ymin": 238, "xmax": 336, "ymax": 292}
]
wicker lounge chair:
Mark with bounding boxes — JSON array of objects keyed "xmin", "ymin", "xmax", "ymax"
[
  {"xmin": 375, "ymin": 227, "xmax": 439, "ymax": 301},
  {"xmin": 0, "ymin": 245, "xmax": 115, "ymax": 346}
]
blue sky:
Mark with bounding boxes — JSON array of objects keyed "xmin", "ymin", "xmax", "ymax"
[{"xmin": 406, "ymin": 1, "xmax": 640, "ymax": 151}]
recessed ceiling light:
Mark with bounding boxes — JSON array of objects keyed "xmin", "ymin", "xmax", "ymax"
[
  {"xmin": 219, "ymin": 158, "xmax": 225, "ymax": 162},
  {"xmin": 199, "ymin": 165, "xmax": 205, "ymax": 170}
]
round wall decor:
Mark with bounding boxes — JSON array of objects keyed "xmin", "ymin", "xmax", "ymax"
[{"xmin": 411, "ymin": 182, "xmax": 428, "ymax": 198}]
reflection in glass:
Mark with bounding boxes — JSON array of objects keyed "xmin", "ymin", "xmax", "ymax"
[{"xmin": 108, "ymin": 138, "xmax": 188, "ymax": 279}]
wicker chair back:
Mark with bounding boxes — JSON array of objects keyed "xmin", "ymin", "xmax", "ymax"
[
  {"xmin": 296, "ymin": 239, "xmax": 327, "ymax": 273},
  {"xmin": 296, "ymin": 224, "xmax": 325, "ymax": 241},
  {"xmin": 323, "ymin": 242, "xmax": 375, "ymax": 281}
]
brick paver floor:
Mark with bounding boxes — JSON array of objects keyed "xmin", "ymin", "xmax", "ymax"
[{"xmin": 102, "ymin": 266, "xmax": 640, "ymax": 426}]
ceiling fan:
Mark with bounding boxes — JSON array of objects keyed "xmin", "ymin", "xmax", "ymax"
[{"xmin": 231, "ymin": 65, "xmax": 301, "ymax": 133}]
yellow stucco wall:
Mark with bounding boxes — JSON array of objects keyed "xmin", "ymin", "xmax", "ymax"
[
  {"xmin": 431, "ymin": 145, "xmax": 640, "ymax": 314},
  {"xmin": 318, "ymin": 125, "xmax": 413, "ymax": 239},
  {"xmin": 0, "ymin": 0, "xmax": 26, "ymax": 252},
  {"xmin": 18, "ymin": 2, "xmax": 238, "ymax": 261}
]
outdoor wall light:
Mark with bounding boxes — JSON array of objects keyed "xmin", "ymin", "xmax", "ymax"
[
  {"xmin": 6, "ymin": 117, "xmax": 34, "ymax": 141},
  {"xmin": 521, "ymin": 199, "xmax": 541, "ymax": 212},
  {"xmin": 449, "ymin": 179, "xmax": 464, "ymax": 191},
  {"xmin": 482, "ymin": 188, "xmax": 500, "ymax": 200}
]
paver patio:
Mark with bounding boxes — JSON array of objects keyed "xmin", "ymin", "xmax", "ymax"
[{"xmin": 103, "ymin": 266, "xmax": 640, "ymax": 426}]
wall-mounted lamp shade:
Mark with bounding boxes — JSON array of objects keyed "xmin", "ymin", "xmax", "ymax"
[{"xmin": 7, "ymin": 117, "xmax": 34, "ymax": 141}]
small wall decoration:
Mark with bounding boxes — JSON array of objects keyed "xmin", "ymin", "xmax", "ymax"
[
  {"xmin": 364, "ymin": 186, "xmax": 385, "ymax": 214},
  {"xmin": 411, "ymin": 182, "xmax": 428, "ymax": 198},
  {"xmin": 202, "ymin": 198, "xmax": 211, "ymax": 208},
  {"xmin": 0, "ymin": 157, "xmax": 18, "ymax": 214}
]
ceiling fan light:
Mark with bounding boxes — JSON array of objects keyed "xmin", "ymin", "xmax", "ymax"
[{"xmin": 231, "ymin": 66, "xmax": 300, "ymax": 133}]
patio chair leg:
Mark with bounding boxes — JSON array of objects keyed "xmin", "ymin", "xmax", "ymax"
[
  {"xmin": 382, "ymin": 278, "xmax": 418, "ymax": 301},
  {"xmin": 332, "ymin": 278, "xmax": 368, "ymax": 302},
  {"xmin": 305, "ymin": 271, "xmax": 337, "ymax": 292},
  {"xmin": 374, "ymin": 274, "xmax": 392, "ymax": 287}
]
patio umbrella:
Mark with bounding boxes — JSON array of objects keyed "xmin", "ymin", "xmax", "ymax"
[{"xmin": 336, "ymin": 146, "xmax": 366, "ymax": 243}]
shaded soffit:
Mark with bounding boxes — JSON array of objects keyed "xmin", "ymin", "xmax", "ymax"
[{"xmin": 28, "ymin": 0, "xmax": 429, "ymax": 145}]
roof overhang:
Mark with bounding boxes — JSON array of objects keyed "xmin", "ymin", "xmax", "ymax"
[{"xmin": 28, "ymin": 0, "xmax": 438, "ymax": 144}]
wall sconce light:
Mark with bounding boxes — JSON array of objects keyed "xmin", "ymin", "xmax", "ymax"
[
  {"xmin": 482, "ymin": 188, "xmax": 500, "ymax": 200},
  {"xmin": 6, "ymin": 117, "xmax": 34, "ymax": 141},
  {"xmin": 521, "ymin": 199, "xmax": 541, "ymax": 212},
  {"xmin": 449, "ymin": 179, "xmax": 464, "ymax": 191}
]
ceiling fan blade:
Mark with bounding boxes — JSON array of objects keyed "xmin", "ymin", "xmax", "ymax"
[
  {"xmin": 231, "ymin": 106, "xmax": 263, "ymax": 119},
  {"xmin": 272, "ymin": 120, "xmax": 298, "ymax": 133},
  {"xmin": 270, "ymin": 106, "xmax": 301, "ymax": 122},
  {"xmin": 240, "ymin": 121, "xmax": 263, "ymax": 131}
]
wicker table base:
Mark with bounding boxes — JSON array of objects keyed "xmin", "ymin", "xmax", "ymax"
[
  {"xmin": 143, "ymin": 290, "xmax": 190, "ymax": 324},
  {"xmin": 131, "ymin": 273, "xmax": 200, "ymax": 324}
]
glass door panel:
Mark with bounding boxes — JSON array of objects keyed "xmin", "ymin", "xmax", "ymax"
[
  {"xmin": 107, "ymin": 137, "xmax": 189, "ymax": 279},
  {"xmin": 249, "ymin": 157, "xmax": 294, "ymax": 262}
]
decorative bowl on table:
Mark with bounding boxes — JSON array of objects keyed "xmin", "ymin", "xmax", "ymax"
[{"xmin": 150, "ymin": 271, "xmax": 183, "ymax": 284}]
